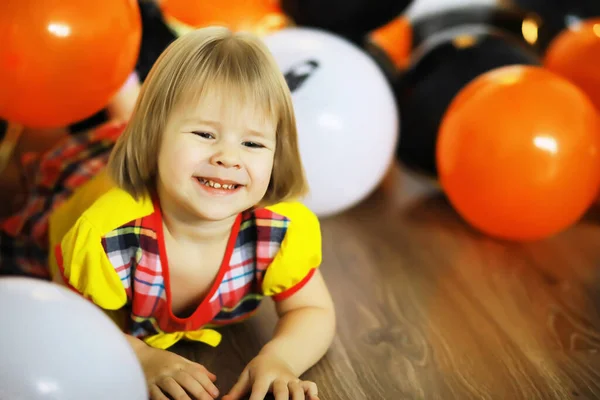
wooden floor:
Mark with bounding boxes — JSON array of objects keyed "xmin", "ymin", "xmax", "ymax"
[{"xmin": 171, "ymin": 165, "xmax": 600, "ymax": 400}]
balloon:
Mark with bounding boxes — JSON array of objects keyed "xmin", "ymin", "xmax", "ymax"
[
  {"xmin": 160, "ymin": 0, "xmax": 290, "ymax": 37},
  {"xmin": 437, "ymin": 65, "xmax": 600, "ymax": 241},
  {"xmin": 262, "ymin": 28, "xmax": 399, "ymax": 217},
  {"xmin": 136, "ymin": 0, "xmax": 178, "ymax": 82},
  {"xmin": 0, "ymin": 0, "xmax": 142, "ymax": 128},
  {"xmin": 0, "ymin": 277, "xmax": 147, "ymax": 400},
  {"xmin": 404, "ymin": 0, "xmax": 500, "ymax": 21},
  {"xmin": 408, "ymin": 5, "xmax": 542, "ymax": 51},
  {"xmin": 280, "ymin": 0, "xmax": 413, "ymax": 42},
  {"xmin": 364, "ymin": 4, "xmax": 539, "ymax": 92},
  {"xmin": 395, "ymin": 26, "xmax": 540, "ymax": 178},
  {"xmin": 544, "ymin": 18, "xmax": 600, "ymax": 111}
]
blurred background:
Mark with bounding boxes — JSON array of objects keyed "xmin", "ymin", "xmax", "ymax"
[{"xmin": 1, "ymin": 0, "xmax": 599, "ymax": 242}]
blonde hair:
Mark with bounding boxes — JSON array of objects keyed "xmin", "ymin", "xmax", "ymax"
[{"xmin": 107, "ymin": 26, "xmax": 308, "ymax": 207}]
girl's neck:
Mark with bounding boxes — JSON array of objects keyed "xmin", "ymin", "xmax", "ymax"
[{"xmin": 163, "ymin": 210, "xmax": 236, "ymax": 245}]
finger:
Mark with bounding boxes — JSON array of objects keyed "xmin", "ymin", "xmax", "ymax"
[
  {"xmin": 200, "ymin": 368, "xmax": 217, "ymax": 382},
  {"xmin": 149, "ymin": 385, "xmax": 170, "ymax": 400},
  {"xmin": 185, "ymin": 368, "xmax": 220, "ymax": 398},
  {"xmin": 186, "ymin": 360, "xmax": 217, "ymax": 382},
  {"xmin": 289, "ymin": 380, "xmax": 304, "ymax": 400},
  {"xmin": 157, "ymin": 376, "xmax": 191, "ymax": 400},
  {"xmin": 223, "ymin": 369, "xmax": 251, "ymax": 400},
  {"xmin": 302, "ymin": 381, "xmax": 319, "ymax": 398},
  {"xmin": 175, "ymin": 370, "xmax": 217, "ymax": 400},
  {"xmin": 273, "ymin": 379, "xmax": 289, "ymax": 400},
  {"xmin": 248, "ymin": 378, "xmax": 272, "ymax": 400}
]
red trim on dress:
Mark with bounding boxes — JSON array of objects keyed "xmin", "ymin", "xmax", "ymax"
[
  {"xmin": 151, "ymin": 194, "xmax": 242, "ymax": 327},
  {"xmin": 272, "ymin": 268, "xmax": 316, "ymax": 302},
  {"xmin": 54, "ymin": 243, "xmax": 81, "ymax": 295}
]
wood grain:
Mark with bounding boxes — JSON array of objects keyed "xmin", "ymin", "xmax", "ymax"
[{"xmin": 171, "ymin": 165, "xmax": 600, "ymax": 400}]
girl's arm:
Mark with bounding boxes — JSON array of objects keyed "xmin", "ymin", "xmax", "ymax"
[
  {"xmin": 260, "ymin": 270, "xmax": 336, "ymax": 375},
  {"xmin": 224, "ymin": 270, "xmax": 336, "ymax": 400}
]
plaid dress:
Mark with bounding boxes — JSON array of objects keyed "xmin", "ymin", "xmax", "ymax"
[{"xmin": 1, "ymin": 122, "xmax": 322, "ymax": 349}]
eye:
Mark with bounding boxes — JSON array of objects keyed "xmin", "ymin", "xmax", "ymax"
[
  {"xmin": 243, "ymin": 141, "xmax": 265, "ymax": 148},
  {"xmin": 192, "ymin": 131, "xmax": 214, "ymax": 139}
]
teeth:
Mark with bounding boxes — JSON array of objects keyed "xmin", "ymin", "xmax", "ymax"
[{"xmin": 198, "ymin": 178, "xmax": 238, "ymax": 190}]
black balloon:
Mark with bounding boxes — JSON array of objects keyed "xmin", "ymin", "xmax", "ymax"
[
  {"xmin": 409, "ymin": 5, "xmax": 543, "ymax": 53},
  {"xmin": 134, "ymin": 0, "xmax": 177, "ymax": 82},
  {"xmin": 362, "ymin": 5, "xmax": 541, "ymax": 94},
  {"xmin": 509, "ymin": 0, "xmax": 600, "ymax": 49},
  {"xmin": 281, "ymin": 0, "xmax": 413, "ymax": 43},
  {"xmin": 394, "ymin": 28, "xmax": 540, "ymax": 177}
]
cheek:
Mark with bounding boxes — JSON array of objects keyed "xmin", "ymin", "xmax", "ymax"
[
  {"xmin": 248, "ymin": 154, "xmax": 274, "ymax": 187},
  {"xmin": 158, "ymin": 141, "xmax": 200, "ymax": 181}
]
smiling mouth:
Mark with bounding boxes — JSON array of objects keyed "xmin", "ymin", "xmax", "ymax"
[{"xmin": 196, "ymin": 177, "xmax": 242, "ymax": 190}]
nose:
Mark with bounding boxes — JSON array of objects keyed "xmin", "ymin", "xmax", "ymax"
[{"xmin": 210, "ymin": 144, "xmax": 241, "ymax": 169}]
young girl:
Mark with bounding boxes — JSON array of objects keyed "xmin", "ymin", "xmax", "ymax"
[{"xmin": 0, "ymin": 26, "xmax": 336, "ymax": 400}]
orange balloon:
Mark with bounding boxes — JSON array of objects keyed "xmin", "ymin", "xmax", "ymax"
[
  {"xmin": 160, "ymin": 0, "xmax": 290, "ymax": 35},
  {"xmin": 544, "ymin": 18, "xmax": 600, "ymax": 112},
  {"xmin": 437, "ymin": 65, "xmax": 600, "ymax": 241},
  {"xmin": 0, "ymin": 0, "xmax": 141, "ymax": 128}
]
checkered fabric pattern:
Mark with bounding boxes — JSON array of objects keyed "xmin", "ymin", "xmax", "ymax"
[
  {"xmin": 0, "ymin": 122, "xmax": 125, "ymax": 278},
  {"xmin": 104, "ymin": 207, "xmax": 291, "ymax": 339},
  {"xmin": 211, "ymin": 209, "xmax": 289, "ymax": 324}
]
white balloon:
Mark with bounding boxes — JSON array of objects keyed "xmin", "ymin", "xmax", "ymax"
[
  {"xmin": 263, "ymin": 27, "xmax": 399, "ymax": 217},
  {"xmin": 0, "ymin": 277, "xmax": 147, "ymax": 400},
  {"xmin": 405, "ymin": 0, "xmax": 501, "ymax": 20}
]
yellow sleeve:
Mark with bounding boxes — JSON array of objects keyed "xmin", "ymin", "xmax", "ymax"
[
  {"xmin": 261, "ymin": 202, "xmax": 322, "ymax": 301},
  {"xmin": 53, "ymin": 215, "xmax": 128, "ymax": 311}
]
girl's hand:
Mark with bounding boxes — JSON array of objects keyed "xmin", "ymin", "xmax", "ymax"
[
  {"xmin": 223, "ymin": 354, "xmax": 319, "ymax": 400},
  {"xmin": 139, "ymin": 346, "xmax": 220, "ymax": 400}
]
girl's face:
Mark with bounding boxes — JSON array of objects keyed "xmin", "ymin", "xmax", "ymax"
[{"xmin": 157, "ymin": 92, "xmax": 276, "ymax": 222}]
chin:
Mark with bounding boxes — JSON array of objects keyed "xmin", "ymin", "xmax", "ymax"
[{"xmin": 190, "ymin": 202, "xmax": 247, "ymax": 221}]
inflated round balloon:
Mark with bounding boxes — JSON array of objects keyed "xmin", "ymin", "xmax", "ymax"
[
  {"xmin": 394, "ymin": 25, "xmax": 540, "ymax": 178},
  {"xmin": 544, "ymin": 18, "xmax": 600, "ymax": 111},
  {"xmin": 0, "ymin": 0, "xmax": 141, "ymax": 128},
  {"xmin": 437, "ymin": 65, "xmax": 600, "ymax": 241},
  {"xmin": 0, "ymin": 277, "xmax": 147, "ymax": 400},
  {"xmin": 280, "ymin": 0, "xmax": 413, "ymax": 42},
  {"xmin": 160, "ymin": 0, "xmax": 290, "ymax": 37},
  {"xmin": 262, "ymin": 28, "xmax": 399, "ymax": 217}
]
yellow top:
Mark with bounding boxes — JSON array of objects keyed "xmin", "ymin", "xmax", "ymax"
[{"xmin": 47, "ymin": 170, "xmax": 322, "ymax": 349}]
